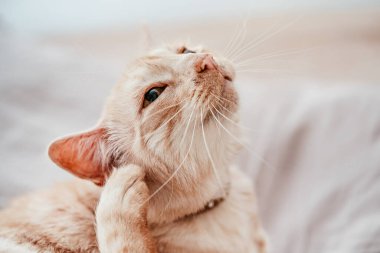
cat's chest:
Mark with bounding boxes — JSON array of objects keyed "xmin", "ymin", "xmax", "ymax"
[{"xmin": 150, "ymin": 201, "xmax": 260, "ymax": 253}]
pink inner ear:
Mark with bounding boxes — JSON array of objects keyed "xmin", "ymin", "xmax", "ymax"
[{"xmin": 48, "ymin": 128, "xmax": 109, "ymax": 185}]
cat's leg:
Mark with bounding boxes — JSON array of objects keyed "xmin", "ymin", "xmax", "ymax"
[{"xmin": 96, "ymin": 164, "xmax": 157, "ymax": 253}]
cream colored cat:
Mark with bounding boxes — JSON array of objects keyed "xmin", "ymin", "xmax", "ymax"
[{"xmin": 0, "ymin": 44, "xmax": 267, "ymax": 253}]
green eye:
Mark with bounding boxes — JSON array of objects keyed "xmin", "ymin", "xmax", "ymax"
[{"xmin": 143, "ymin": 87, "xmax": 165, "ymax": 107}]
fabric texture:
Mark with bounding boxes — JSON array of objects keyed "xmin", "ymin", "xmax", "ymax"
[{"xmin": 237, "ymin": 83, "xmax": 380, "ymax": 253}]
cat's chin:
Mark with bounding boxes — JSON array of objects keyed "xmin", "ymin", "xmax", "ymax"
[
  {"xmin": 220, "ymin": 67, "xmax": 234, "ymax": 82},
  {"xmin": 219, "ymin": 79, "xmax": 239, "ymax": 112},
  {"xmin": 203, "ymin": 92, "xmax": 238, "ymax": 126}
]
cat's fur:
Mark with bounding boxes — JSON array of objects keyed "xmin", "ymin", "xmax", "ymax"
[{"xmin": 0, "ymin": 44, "xmax": 267, "ymax": 253}]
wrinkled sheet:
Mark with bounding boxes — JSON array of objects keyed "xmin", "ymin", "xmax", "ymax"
[{"xmin": 237, "ymin": 83, "xmax": 380, "ymax": 253}]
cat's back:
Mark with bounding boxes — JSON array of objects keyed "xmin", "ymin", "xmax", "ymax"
[{"xmin": 0, "ymin": 180, "xmax": 101, "ymax": 253}]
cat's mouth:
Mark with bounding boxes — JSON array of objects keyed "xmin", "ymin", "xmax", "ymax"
[
  {"xmin": 211, "ymin": 63, "xmax": 234, "ymax": 83},
  {"xmin": 218, "ymin": 66, "xmax": 233, "ymax": 82},
  {"xmin": 194, "ymin": 54, "xmax": 237, "ymax": 121},
  {"xmin": 223, "ymin": 75, "xmax": 233, "ymax": 82},
  {"xmin": 197, "ymin": 73, "xmax": 238, "ymax": 125}
]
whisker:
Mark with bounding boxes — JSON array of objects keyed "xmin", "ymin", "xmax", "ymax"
[
  {"xmin": 142, "ymin": 102, "xmax": 187, "ymax": 142},
  {"xmin": 236, "ymin": 69, "xmax": 297, "ymax": 74},
  {"xmin": 209, "ymin": 93, "xmax": 236, "ymax": 114},
  {"xmin": 224, "ymin": 16, "xmax": 249, "ymax": 59},
  {"xmin": 211, "ymin": 105, "xmax": 223, "ymax": 138},
  {"xmin": 163, "ymin": 179, "xmax": 175, "ymax": 212},
  {"xmin": 234, "ymin": 59, "xmax": 302, "ymax": 72},
  {"xmin": 200, "ymin": 107, "xmax": 226, "ymax": 197},
  {"xmin": 210, "ymin": 102, "xmax": 264, "ymax": 135},
  {"xmin": 223, "ymin": 21, "xmax": 244, "ymax": 58},
  {"xmin": 162, "ymin": 103, "xmax": 196, "ymax": 212},
  {"xmin": 142, "ymin": 98, "xmax": 187, "ymax": 124},
  {"xmin": 145, "ymin": 108, "xmax": 198, "ymax": 204},
  {"xmin": 229, "ymin": 20, "xmax": 283, "ymax": 62},
  {"xmin": 209, "ymin": 92, "xmax": 236, "ymax": 106},
  {"xmin": 179, "ymin": 102, "xmax": 197, "ymax": 147},
  {"xmin": 226, "ymin": 19, "xmax": 248, "ymax": 60},
  {"xmin": 235, "ymin": 47, "xmax": 315, "ymax": 68},
  {"xmin": 231, "ymin": 15, "xmax": 304, "ymax": 63},
  {"xmin": 208, "ymin": 105, "xmax": 279, "ymax": 174}
]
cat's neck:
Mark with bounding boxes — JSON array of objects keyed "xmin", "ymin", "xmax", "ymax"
[{"xmin": 146, "ymin": 164, "xmax": 230, "ymax": 225}]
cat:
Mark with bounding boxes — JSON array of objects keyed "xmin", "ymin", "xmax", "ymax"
[{"xmin": 0, "ymin": 44, "xmax": 267, "ymax": 253}]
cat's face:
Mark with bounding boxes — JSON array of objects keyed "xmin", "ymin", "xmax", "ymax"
[{"xmin": 49, "ymin": 44, "xmax": 240, "ymax": 189}]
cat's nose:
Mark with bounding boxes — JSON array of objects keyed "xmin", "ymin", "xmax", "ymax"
[{"xmin": 195, "ymin": 55, "xmax": 218, "ymax": 73}]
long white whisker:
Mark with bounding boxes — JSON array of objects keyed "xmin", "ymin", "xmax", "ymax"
[
  {"xmin": 235, "ymin": 47, "xmax": 314, "ymax": 68},
  {"xmin": 209, "ymin": 93, "xmax": 236, "ymax": 114},
  {"xmin": 162, "ymin": 103, "xmax": 196, "ymax": 212},
  {"xmin": 209, "ymin": 92, "xmax": 236, "ymax": 106},
  {"xmin": 142, "ymin": 103, "xmax": 187, "ymax": 141},
  {"xmin": 208, "ymin": 105, "xmax": 278, "ymax": 174},
  {"xmin": 179, "ymin": 103, "xmax": 197, "ymax": 147},
  {"xmin": 210, "ymin": 102, "xmax": 263, "ymax": 135},
  {"xmin": 238, "ymin": 58, "xmax": 300, "ymax": 66},
  {"xmin": 142, "ymin": 98, "xmax": 187, "ymax": 124},
  {"xmin": 236, "ymin": 69, "xmax": 296, "ymax": 74},
  {"xmin": 226, "ymin": 19, "xmax": 248, "ymax": 60},
  {"xmin": 224, "ymin": 18, "xmax": 246, "ymax": 58},
  {"xmin": 231, "ymin": 15, "xmax": 303, "ymax": 62},
  {"xmin": 223, "ymin": 21, "xmax": 243, "ymax": 58},
  {"xmin": 200, "ymin": 107, "xmax": 226, "ymax": 197},
  {"xmin": 144, "ymin": 110, "xmax": 198, "ymax": 204},
  {"xmin": 229, "ymin": 21, "xmax": 281, "ymax": 62}
]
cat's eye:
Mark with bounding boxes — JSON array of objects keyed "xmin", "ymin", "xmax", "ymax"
[
  {"xmin": 178, "ymin": 46, "xmax": 196, "ymax": 54},
  {"xmin": 183, "ymin": 48, "xmax": 196, "ymax": 54},
  {"xmin": 143, "ymin": 87, "xmax": 165, "ymax": 108}
]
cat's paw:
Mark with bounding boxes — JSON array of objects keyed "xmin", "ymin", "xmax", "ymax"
[
  {"xmin": 96, "ymin": 164, "xmax": 149, "ymax": 224},
  {"xmin": 96, "ymin": 165, "xmax": 156, "ymax": 252}
]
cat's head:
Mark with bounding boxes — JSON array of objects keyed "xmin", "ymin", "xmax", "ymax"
[{"xmin": 49, "ymin": 44, "xmax": 240, "ymax": 192}]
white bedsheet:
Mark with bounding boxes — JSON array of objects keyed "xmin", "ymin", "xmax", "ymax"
[{"xmin": 237, "ymin": 82, "xmax": 380, "ymax": 253}]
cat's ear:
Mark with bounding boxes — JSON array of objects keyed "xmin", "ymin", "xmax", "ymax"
[
  {"xmin": 48, "ymin": 128, "xmax": 111, "ymax": 186},
  {"xmin": 140, "ymin": 24, "xmax": 157, "ymax": 51}
]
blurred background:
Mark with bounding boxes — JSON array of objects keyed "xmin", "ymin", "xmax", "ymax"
[{"xmin": 1, "ymin": 1, "xmax": 380, "ymax": 253}]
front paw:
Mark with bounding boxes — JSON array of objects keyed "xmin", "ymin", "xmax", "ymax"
[
  {"xmin": 96, "ymin": 165, "xmax": 156, "ymax": 252},
  {"xmin": 96, "ymin": 164, "xmax": 149, "ymax": 223}
]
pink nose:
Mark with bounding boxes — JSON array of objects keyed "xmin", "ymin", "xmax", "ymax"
[{"xmin": 195, "ymin": 55, "xmax": 217, "ymax": 73}]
